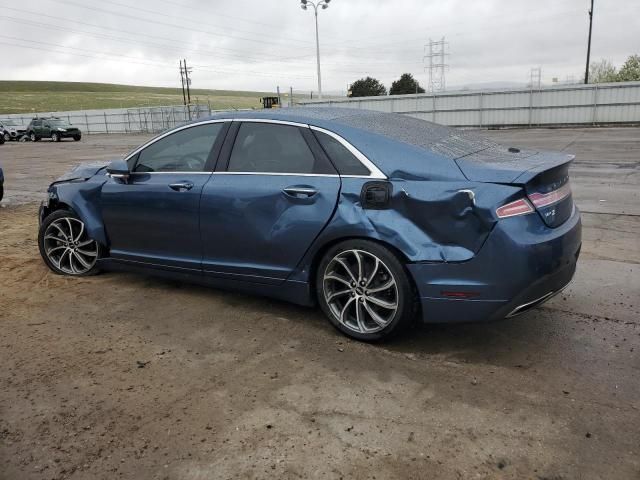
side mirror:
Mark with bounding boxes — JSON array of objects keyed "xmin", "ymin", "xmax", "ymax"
[{"xmin": 107, "ymin": 159, "xmax": 130, "ymax": 182}]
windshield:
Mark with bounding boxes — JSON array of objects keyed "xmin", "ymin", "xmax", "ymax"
[{"xmin": 48, "ymin": 119, "xmax": 72, "ymax": 127}]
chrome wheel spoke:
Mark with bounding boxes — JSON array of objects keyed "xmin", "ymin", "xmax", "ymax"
[
  {"xmin": 72, "ymin": 251, "xmax": 92, "ymax": 270},
  {"xmin": 363, "ymin": 301, "xmax": 389, "ymax": 328},
  {"xmin": 355, "ymin": 300, "xmax": 366, "ymax": 333},
  {"xmin": 76, "ymin": 248, "xmax": 98, "ymax": 257},
  {"xmin": 325, "ymin": 274, "xmax": 351, "ymax": 288},
  {"xmin": 74, "ymin": 221, "xmax": 85, "ymax": 242},
  {"xmin": 353, "ymin": 250, "xmax": 363, "ymax": 281},
  {"xmin": 366, "ymin": 294, "xmax": 397, "ymax": 310},
  {"xmin": 50, "ymin": 222, "xmax": 70, "ymax": 241},
  {"xmin": 46, "ymin": 245, "xmax": 67, "ymax": 255},
  {"xmin": 365, "ymin": 258, "xmax": 379, "ymax": 287},
  {"xmin": 340, "ymin": 297, "xmax": 356, "ymax": 324},
  {"xmin": 326, "ymin": 289, "xmax": 351, "ymax": 302},
  {"xmin": 335, "ymin": 257, "xmax": 358, "ymax": 284},
  {"xmin": 367, "ymin": 278, "xmax": 395, "ymax": 293}
]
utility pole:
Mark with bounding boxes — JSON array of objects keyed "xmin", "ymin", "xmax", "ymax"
[
  {"xmin": 179, "ymin": 60, "xmax": 187, "ymax": 106},
  {"xmin": 182, "ymin": 58, "xmax": 193, "ymax": 117},
  {"xmin": 424, "ymin": 37, "xmax": 448, "ymax": 92},
  {"xmin": 584, "ymin": 0, "xmax": 594, "ymax": 84}
]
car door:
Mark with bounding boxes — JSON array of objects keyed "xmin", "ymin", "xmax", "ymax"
[
  {"xmin": 42, "ymin": 120, "xmax": 52, "ymax": 138},
  {"xmin": 200, "ymin": 120, "xmax": 341, "ymax": 284},
  {"xmin": 100, "ymin": 121, "xmax": 228, "ymax": 270},
  {"xmin": 31, "ymin": 119, "xmax": 41, "ymax": 136}
]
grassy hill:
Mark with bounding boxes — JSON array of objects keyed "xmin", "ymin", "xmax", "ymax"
[{"xmin": 0, "ymin": 81, "xmax": 274, "ymax": 114}]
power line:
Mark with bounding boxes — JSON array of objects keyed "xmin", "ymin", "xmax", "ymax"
[
  {"xmin": 52, "ymin": 0, "xmax": 309, "ymax": 50},
  {"xmin": 0, "ymin": 35, "xmax": 313, "ymax": 79}
]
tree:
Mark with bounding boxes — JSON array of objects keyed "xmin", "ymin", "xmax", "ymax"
[
  {"xmin": 589, "ymin": 59, "xmax": 618, "ymax": 83},
  {"xmin": 348, "ymin": 77, "xmax": 387, "ymax": 97},
  {"xmin": 390, "ymin": 73, "xmax": 425, "ymax": 95},
  {"xmin": 617, "ymin": 55, "xmax": 640, "ymax": 82}
]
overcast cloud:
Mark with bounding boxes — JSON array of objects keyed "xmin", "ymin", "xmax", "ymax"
[{"xmin": 1, "ymin": 0, "xmax": 639, "ymax": 93}]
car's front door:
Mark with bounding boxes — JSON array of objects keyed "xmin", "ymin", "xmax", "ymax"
[
  {"xmin": 200, "ymin": 121, "xmax": 341, "ymax": 284},
  {"xmin": 100, "ymin": 121, "xmax": 228, "ymax": 270}
]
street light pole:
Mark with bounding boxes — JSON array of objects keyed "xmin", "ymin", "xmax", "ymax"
[{"xmin": 301, "ymin": 0, "xmax": 331, "ymax": 100}]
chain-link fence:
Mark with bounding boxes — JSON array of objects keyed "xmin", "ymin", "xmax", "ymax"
[{"xmin": 3, "ymin": 104, "xmax": 254, "ymax": 135}]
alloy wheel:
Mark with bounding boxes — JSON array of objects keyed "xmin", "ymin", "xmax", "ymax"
[
  {"xmin": 52, "ymin": 133, "xmax": 59, "ymax": 142},
  {"xmin": 323, "ymin": 249, "xmax": 399, "ymax": 334},
  {"xmin": 43, "ymin": 217, "xmax": 98, "ymax": 274}
]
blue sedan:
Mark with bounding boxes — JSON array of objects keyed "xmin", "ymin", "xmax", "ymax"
[{"xmin": 38, "ymin": 108, "xmax": 581, "ymax": 341}]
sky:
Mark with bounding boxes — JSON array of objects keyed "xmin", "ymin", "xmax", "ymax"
[{"xmin": 1, "ymin": 0, "xmax": 639, "ymax": 94}]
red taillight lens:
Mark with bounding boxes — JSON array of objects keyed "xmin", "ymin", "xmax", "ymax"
[
  {"xmin": 528, "ymin": 183, "xmax": 571, "ymax": 208},
  {"xmin": 496, "ymin": 198, "xmax": 534, "ymax": 218}
]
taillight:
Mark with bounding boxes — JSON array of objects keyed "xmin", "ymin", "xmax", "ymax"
[
  {"xmin": 528, "ymin": 183, "xmax": 571, "ymax": 208},
  {"xmin": 496, "ymin": 198, "xmax": 534, "ymax": 218}
]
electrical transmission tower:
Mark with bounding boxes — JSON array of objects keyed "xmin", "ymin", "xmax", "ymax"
[
  {"xmin": 424, "ymin": 37, "xmax": 448, "ymax": 92},
  {"xmin": 529, "ymin": 67, "xmax": 542, "ymax": 89}
]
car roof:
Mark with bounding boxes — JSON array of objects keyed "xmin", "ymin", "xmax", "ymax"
[{"xmin": 203, "ymin": 108, "xmax": 500, "ymax": 179}]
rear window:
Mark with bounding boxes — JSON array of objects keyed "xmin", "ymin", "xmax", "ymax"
[{"xmin": 313, "ymin": 130, "xmax": 370, "ymax": 176}]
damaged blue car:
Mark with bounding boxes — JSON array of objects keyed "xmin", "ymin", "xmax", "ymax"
[{"xmin": 38, "ymin": 108, "xmax": 581, "ymax": 341}]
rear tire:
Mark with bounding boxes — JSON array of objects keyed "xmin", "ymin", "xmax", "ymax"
[
  {"xmin": 316, "ymin": 239, "xmax": 414, "ymax": 341},
  {"xmin": 29, "ymin": 132, "xmax": 38, "ymax": 142},
  {"xmin": 38, "ymin": 210, "xmax": 101, "ymax": 276}
]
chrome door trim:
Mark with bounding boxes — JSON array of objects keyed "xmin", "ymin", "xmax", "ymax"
[
  {"xmin": 123, "ymin": 118, "xmax": 230, "ymax": 163},
  {"xmin": 232, "ymin": 118, "xmax": 309, "ymax": 128},
  {"xmin": 121, "ymin": 117, "xmax": 387, "ymax": 180},
  {"xmin": 309, "ymin": 125, "xmax": 387, "ymax": 179},
  {"xmin": 211, "ymin": 171, "xmax": 339, "ymax": 178}
]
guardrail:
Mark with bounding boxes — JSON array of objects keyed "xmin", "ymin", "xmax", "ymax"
[{"xmin": 297, "ymin": 81, "xmax": 640, "ymax": 127}]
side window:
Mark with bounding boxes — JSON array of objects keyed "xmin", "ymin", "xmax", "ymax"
[
  {"xmin": 228, "ymin": 122, "xmax": 334, "ymax": 175},
  {"xmin": 313, "ymin": 131, "xmax": 371, "ymax": 176},
  {"xmin": 134, "ymin": 123, "xmax": 224, "ymax": 173}
]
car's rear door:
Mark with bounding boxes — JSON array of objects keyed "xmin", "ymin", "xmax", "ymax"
[
  {"xmin": 200, "ymin": 120, "xmax": 341, "ymax": 284},
  {"xmin": 100, "ymin": 121, "xmax": 228, "ymax": 271}
]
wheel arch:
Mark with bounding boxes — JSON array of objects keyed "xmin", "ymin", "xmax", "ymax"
[
  {"xmin": 306, "ymin": 235, "xmax": 416, "ymax": 305},
  {"xmin": 42, "ymin": 184, "xmax": 109, "ymax": 247}
]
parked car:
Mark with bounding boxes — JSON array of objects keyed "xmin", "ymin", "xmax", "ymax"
[
  {"xmin": 37, "ymin": 109, "xmax": 581, "ymax": 341},
  {"xmin": 27, "ymin": 117, "xmax": 82, "ymax": 142},
  {"xmin": 0, "ymin": 119, "xmax": 29, "ymax": 141}
]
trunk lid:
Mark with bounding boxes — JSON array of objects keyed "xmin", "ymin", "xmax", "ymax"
[{"xmin": 453, "ymin": 144, "xmax": 575, "ymax": 228}]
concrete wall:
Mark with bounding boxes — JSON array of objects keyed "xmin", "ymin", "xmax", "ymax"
[{"xmin": 298, "ymin": 81, "xmax": 640, "ymax": 127}]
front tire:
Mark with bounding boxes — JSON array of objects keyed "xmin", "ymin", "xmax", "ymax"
[
  {"xmin": 316, "ymin": 240, "xmax": 414, "ymax": 341},
  {"xmin": 73, "ymin": 135, "xmax": 81, "ymax": 141},
  {"xmin": 38, "ymin": 210, "xmax": 101, "ymax": 276},
  {"xmin": 51, "ymin": 132, "xmax": 60, "ymax": 142},
  {"xmin": 2, "ymin": 132, "xmax": 9, "ymax": 142}
]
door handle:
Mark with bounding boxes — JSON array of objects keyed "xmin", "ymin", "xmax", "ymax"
[
  {"xmin": 283, "ymin": 187, "xmax": 317, "ymax": 198},
  {"xmin": 169, "ymin": 182, "xmax": 194, "ymax": 191}
]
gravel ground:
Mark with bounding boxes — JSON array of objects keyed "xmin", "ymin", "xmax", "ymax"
[{"xmin": 0, "ymin": 128, "xmax": 638, "ymax": 480}]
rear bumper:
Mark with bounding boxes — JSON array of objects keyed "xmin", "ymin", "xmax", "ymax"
[{"xmin": 407, "ymin": 206, "xmax": 582, "ymax": 323}]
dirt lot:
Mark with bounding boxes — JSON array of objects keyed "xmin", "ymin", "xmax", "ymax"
[{"xmin": 0, "ymin": 129, "xmax": 638, "ymax": 480}]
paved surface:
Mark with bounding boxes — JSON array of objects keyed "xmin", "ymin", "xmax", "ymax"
[{"xmin": 0, "ymin": 129, "xmax": 638, "ymax": 479}]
